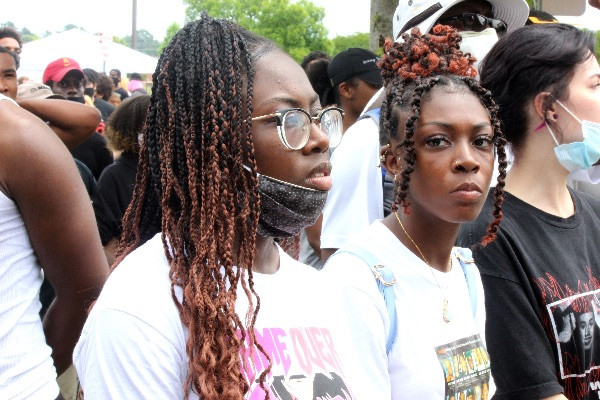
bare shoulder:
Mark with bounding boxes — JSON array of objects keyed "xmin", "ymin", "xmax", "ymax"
[
  {"xmin": 0, "ymin": 100, "xmax": 78, "ymax": 197},
  {"xmin": 0, "ymin": 99, "xmax": 60, "ymax": 149}
]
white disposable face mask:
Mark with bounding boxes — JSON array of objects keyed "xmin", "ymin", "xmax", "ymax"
[{"xmin": 459, "ymin": 28, "xmax": 499, "ymax": 73}]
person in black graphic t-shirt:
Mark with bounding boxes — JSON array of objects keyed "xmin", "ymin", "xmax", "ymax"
[{"xmin": 458, "ymin": 24, "xmax": 600, "ymax": 400}]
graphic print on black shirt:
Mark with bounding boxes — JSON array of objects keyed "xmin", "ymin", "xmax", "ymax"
[{"xmin": 536, "ymin": 271, "xmax": 600, "ymax": 398}]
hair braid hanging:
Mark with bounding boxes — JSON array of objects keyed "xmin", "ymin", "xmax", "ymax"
[{"xmin": 114, "ymin": 15, "xmax": 279, "ymax": 399}]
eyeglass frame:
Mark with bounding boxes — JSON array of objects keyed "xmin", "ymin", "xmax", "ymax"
[
  {"xmin": 437, "ymin": 13, "xmax": 507, "ymax": 36},
  {"xmin": 250, "ymin": 106, "xmax": 345, "ymax": 150}
]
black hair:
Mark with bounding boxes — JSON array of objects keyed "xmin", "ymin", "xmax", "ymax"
[
  {"xmin": 95, "ymin": 73, "xmax": 114, "ymax": 101},
  {"xmin": 304, "ymin": 57, "xmax": 334, "ymax": 107},
  {"xmin": 106, "ymin": 94, "xmax": 150, "ymax": 153},
  {"xmin": 83, "ymin": 68, "xmax": 100, "ymax": 85},
  {"xmin": 300, "ymin": 50, "xmax": 329, "ymax": 70},
  {"xmin": 0, "ymin": 45, "xmax": 19, "ymax": 69},
  {"xmin": 130, "ymin": 72, "xmax": 142, "ymax": 81},
  {"xmin": 109, "ymin": 68, "xmax": 121, "ymax": 78},
  {"xmin": 0, "ymin": 27, "xmax": 23, "ymax": 49},
  {"xmin": 480, "ymin": 23, "xmax": 595, "ymax": 152},
  {"xmin": 333, "ymin": 76, "xmax": 360, "ymax": 105}
]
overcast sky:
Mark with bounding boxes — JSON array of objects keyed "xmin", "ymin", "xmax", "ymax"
[
  {"xmin": 1, "ymin": 0, "xmax": 598, "ymax": 44},
  {"xmin": 1, "ymin": 0, "xmax": 371, "ymax": 42}
]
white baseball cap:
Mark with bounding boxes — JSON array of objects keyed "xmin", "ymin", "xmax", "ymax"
[{"xmin": 392, "ymin": 0, "xmax": 530, "ymax": 40}]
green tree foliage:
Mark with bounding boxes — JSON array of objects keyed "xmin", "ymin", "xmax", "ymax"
[
  {"xmin": 120, "ymin": 29, "xmax": 161, "ymax": 56},
  {"xmin": 331, "ymin": 32, "xmax": 369, "ymax": 55},
  {"xmin": 159, "ymin": 22, "xmax": 181, "ymax": 54},
  {"xmin": 19, "ymin": 27, "xmax": 39, "ymax": 43},
  {"xmin": 63, "ymin": 24, "xmax": 83, "ymax": 31},
  {"xmin": 113, "ymin": 37, "xmax": 127, "ymax": 46},
  {"xmin": 184, "ymin": 0, "xmax": 333, "ymax": 61}
]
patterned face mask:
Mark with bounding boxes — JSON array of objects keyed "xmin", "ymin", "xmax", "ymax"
[{"xmin": 256, "ymin": 173, "xmax": 327, "ymax": 238}]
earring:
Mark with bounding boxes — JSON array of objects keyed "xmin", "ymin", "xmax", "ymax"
[{"xmin": 553, "ymin": 113, "xmax": 559, "ymax": 120}]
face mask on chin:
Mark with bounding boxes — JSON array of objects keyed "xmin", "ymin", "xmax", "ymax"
[
  {"xmin": 255, "ymin": 172, "xmax": 328, "ymax": 238},
  {"xmin": 459, "ymin": 28, "xmax": 499, "ymax": 73},
  {"xmin": 546, "ymin": 100, "xmax": 600, "ymax": 172}
]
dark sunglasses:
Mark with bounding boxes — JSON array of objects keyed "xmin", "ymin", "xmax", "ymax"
[{"xmin": 438, "ymin": 13, "xmax": 507, "ymax": 36}]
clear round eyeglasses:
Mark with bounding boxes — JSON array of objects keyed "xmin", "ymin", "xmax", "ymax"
[{"xmin": 251, "ymin": 107, "xmax": 345, "ymax": 150}]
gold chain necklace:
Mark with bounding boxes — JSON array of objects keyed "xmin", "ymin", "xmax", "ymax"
[{"xmin": 394, "ymin": 211, "xmax": 452, "ymax": 323}]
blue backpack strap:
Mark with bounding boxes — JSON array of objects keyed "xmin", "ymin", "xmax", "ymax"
[
  {"xmin": 454, "ymin": 247, "xmax": 478, "ymax": 317},
  {"xmin": 358, "ymin": 107, "xmax": 381, "ymax": 125},
  {"xmin": 330, "ymin": 245, "xmax": 396, "ymax": 355}
]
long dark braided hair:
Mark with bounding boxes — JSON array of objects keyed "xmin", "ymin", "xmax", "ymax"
[
  {"xmin": 379, "ymin": 25, "xmax": 507, "ymax": 245},
  {"xmin": 115, "ymin": 15, "xmax": 281, "ymax": 399}
]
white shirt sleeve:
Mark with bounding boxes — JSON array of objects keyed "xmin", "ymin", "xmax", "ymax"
[
  {"xmin": 321, "ymin": 118, "xmax": 384, "ymax": 249},
  {"xmin": 74, "ymin": 307, "xmax": 188, "ymax": 400},
  {"xmin": 323, "ymin": 252, "xmax": 392, "ymax": 399}
]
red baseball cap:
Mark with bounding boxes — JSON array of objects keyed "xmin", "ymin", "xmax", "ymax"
[{"xmin": 42, "ymin": 57, "xmax": 84, "ymax": 85}]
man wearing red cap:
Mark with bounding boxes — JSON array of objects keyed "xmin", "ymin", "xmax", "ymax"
[
  {"xmin": 43, "ymin": 57, "xmax": 114, "ymax": 179},
  {"xmin": 43, "ymin": 57, "xmax": 86, "ymax": 99},
  {"xmin": 0, "ymin": 48, "xmax": 99, "ymax": 149}
]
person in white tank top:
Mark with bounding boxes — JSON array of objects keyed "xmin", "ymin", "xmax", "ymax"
[{"xmin": 0, "ymin": 47, "xmax": 109, "ymax": 399}]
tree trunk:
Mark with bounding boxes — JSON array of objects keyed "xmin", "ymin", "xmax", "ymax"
[{"xmin": 370, "ymin": 0, "xmax": 397, "ymax": 52}]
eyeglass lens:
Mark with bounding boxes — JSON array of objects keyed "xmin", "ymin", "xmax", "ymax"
[
  {"xmin": 283, "ymin": 110, "xmax": 311, "ymax": 149},
  {"xmin": 320, "ymin": 109, "xmax": 343, "ymax": 148},
  {"xmin": 282, "ymin": 109, "xmax": 343, "ymax": 149}
]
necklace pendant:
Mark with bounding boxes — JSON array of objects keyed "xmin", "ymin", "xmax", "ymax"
[{"xmin": 443, "ymin": 298, "xmax": 451, "ymax": 323}]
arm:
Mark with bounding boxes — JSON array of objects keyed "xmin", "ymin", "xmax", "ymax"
[
  {"xmin": 16, "ymin": 98, "xmax": 101, "ymax": 150},
  {"xmin": 0, "ymin": 103, "xmax": 109, "ymax": 374}
]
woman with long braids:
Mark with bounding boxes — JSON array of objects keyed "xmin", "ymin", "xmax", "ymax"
[
  {"xmin": 73, "ymin": 15, "xmax": 353, "ymax": 399},
  {"xmin": 324, "ymin": 25, "xmax": 507, "ymax": 399},
  {"xmin": 457, "ymin": 24, "xmax": 600, "ymax": 400}
]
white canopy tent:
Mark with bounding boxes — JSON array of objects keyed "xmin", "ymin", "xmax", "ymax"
[{"xmin": 17, "ymin": 29, "xmax": 158, "ymax": 81}]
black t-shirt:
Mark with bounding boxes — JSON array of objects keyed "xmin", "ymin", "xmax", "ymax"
[
  {"xmin": 71, "ymin": 132, "xmax": 114, "ymax": 180},
  {"xmin": 97, "ymin": 151, "xmax": 138, "ymax": 241},
  {"xmin": 457, "ymin": 189, "xmax": 600, "ymax": 399},
  {"xmin": 93, "ymin": 97, "xmax": 115, "ymax": 121},
  {"xmin": 114, "ymin": 87, "xmax": 129, "ymax": 101}
]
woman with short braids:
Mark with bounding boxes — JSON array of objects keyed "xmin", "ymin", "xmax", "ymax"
[
  {"xmin": 73, "ymin": 15, "xmax": 353, "ymax": 400},
  {"xmin": 324, "ymin": 25, "xmax": 507, "ymax": 399},
  {"xmin": 457, "ymin": 24, "xmax": 600, "ymax": 400}
]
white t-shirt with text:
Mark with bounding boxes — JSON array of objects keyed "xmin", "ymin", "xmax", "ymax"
[{"xmin": 74, "ymin": 234, "xmax": 355, "ymax": 399}]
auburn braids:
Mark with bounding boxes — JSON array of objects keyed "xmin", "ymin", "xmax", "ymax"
[
  {"xmin": 378, "ymin": 25, "xmax": 506, "ymax": 242},
  {"xmin": 115, "ymin": 15, "xmax": 280, "ymax": 399}
]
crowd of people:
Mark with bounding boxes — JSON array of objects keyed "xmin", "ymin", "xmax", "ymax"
[{"xmin": 2, "ymin": 0, "xmax": 600, "ymax": 399}]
